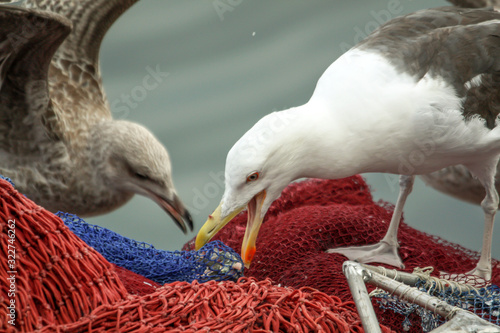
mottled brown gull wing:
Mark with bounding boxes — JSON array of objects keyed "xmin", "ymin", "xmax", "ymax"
[
  {"xmin": 0, "ymin": 5, "xmax": 71, "ymax": 154},
  {"xmin": 447, "ymin": 0, "xmax": 500, "ymax": 8},
  {"xmin": 358, "ymin": 7, "xmax": 500, "ymax": 127},
  {"xmin": 25, "ymin": 0, "xmax": 139, "ymax": 67},
  {"xmin": 23, "ymin": 0, "xmax": 140, "ymax": 124}
]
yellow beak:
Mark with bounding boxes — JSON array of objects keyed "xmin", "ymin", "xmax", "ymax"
[
  {"xmin": 195, "ymin": 190, "xmax": 267, "ymax": 269},
  {"xmin": 240, "ymin": 190, "xmax": 266, "ymax": 268},
  {"xmin": 195, "ymin": 202, "xmax": 244, "ymax": 250}
]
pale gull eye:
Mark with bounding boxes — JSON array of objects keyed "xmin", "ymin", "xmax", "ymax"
[{"xmin": 246, "ymin": 172, "xmax": 260, "ymax": 183}]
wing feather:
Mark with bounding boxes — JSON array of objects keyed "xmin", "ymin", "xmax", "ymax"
[
  {"xmin": 23, "ymin": 0, "xmax": 140, "ymax": 120},
  {"xmin": 0, "ymin": 5, "xmax": 71, "ymax": 153},
  {"xmin": 359, "ymin": 7, "xmax": 500, "ymax": 127}
]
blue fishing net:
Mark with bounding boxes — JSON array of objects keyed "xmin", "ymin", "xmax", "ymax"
[
  {"xmin": 0, "ymin": 175, "xmax": 14, "ymax": 187},
  {"xmin": 57, "ymin": 212, "xmax": 244, "ymax": 284},
  {"xmin": 373, "ymin": 279, "xmax": 500, "ymax": 332}
]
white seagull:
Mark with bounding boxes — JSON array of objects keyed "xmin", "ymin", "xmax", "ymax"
[
  {"xmin": 195, "ymin": 6, "xmax": 500, "ymax": 280},
  {"xmin": 0, "ymin": 1, "xmax": 193, "ymax": 233}
]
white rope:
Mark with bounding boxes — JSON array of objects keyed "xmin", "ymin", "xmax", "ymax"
[
  {"xmin": 368, "ymin": 266, "xmax": 488, "ymax": 311},
  {"xmin": 412, "ymin": 267, "xmax": 481, "ymax": 295}
]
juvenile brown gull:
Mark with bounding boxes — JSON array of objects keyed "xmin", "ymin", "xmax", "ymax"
[
  {"xmin": 195, "ymin": 6, "xmax": 500, "ymax": 280},
  {"xmin": 0, "ymin": 0, "xmax": 193, "ymax": 233}
]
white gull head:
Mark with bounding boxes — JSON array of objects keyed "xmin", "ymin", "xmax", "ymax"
[{"xmin": 221, "ymin": 110, "xmax": 307, "ymax": 219}]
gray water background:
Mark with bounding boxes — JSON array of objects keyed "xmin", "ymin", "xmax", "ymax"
[{"xmin": 80, "ymin": 0, "xmax": 500, "ymax": 260}]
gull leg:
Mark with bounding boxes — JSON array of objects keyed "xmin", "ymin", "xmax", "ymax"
[
  {"xmin": 327, "ymin": 175, "xmax": 414, "ymax": 268},
  {"xmin": 463, "ymin": 160, "xmax": 499, "ymax": 281}
]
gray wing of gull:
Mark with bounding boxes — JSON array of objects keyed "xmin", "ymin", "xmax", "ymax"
[
  {"xmin": 358, "ymin": 7, "xmax": 500, "ymax": 128},
  {"xmin": 0, "ymin": 5, "xmax": 71, "ymax": 154}
]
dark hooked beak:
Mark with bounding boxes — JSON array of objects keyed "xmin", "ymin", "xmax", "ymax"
[{"xmin": 148, "ymin": 190, "xmax": 193, "ymax": 234}]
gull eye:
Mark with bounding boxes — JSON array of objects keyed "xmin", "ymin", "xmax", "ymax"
[
  {"xmin": 246, "ymin": 171, "xmax": 260, "ymax": 183},
  {"xmin": 135, "ymin": 172, "xmax": 150, "ymax": 181}
]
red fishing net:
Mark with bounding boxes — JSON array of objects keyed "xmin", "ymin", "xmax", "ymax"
[
  {"xmin": 183, "ymin": 176, "xmax": 500, "ymax": 332},
  {"xmin": 0, "ymin": 177, "xmax": 128, "ymax": 330},
  {"xmin": 37, "ymin": 278, "xmax": 387, "ymax": 333},
  {"xmin": 2, "ymin": 173, "xmax": 498, "ymax": 332},
  {"xmin": 0, "ymin": 176, "xmax": 393, "ymax": 332}
]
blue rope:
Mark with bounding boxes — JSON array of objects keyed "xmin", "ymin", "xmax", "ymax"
[
  {"xmin": 0, "ymin": 175, "xmax": 15, "ymax": 187},
  {"xmin": 58, "ymin": 212, "xmax": 244, "ymax": 284}
]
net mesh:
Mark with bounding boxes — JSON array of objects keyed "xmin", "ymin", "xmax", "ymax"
[
  {"xmin": 372, "ymin": 275, "xmax": 500, "ymax": 331},
  {"xmin": 2, "ymin": 173, "xmax": 499, "ymax": 332},
  {"xmin": 0, "ymin": 175, "xmax": 392, "ymax": 332},
  {"xmin": 183, "ymin": 176, "xmax": 500, "ymax": 332},
  {"xmin": 58, "ymin": 212, "xmax": 244, "ymax": 285},
  {"xmin": 34, "ymin": 277, "xmax": 386, "ymax": 333},
  {"xmin": 0, "ymin": 175, "xmax": 128, "ymax": 329}
]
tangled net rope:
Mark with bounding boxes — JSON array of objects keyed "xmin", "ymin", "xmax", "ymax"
[
  {"xmin": 0, "ymin": 176, "xmax": 128, "ymax": 329},
  {"xmin": 0, "ymin": 175, "xmax": 394, "ymax": 332},
  {"xmin": 183, "ymin": 176, "xmax": 500, "ymax": 332},
  {"xmin": 369, "ymin": 266, "xmax": 500, "ymax": 331},
  {"xmin": 1, "ymin": 174, "xmax": 499, "ymax": 332},
  {"xmin": 59, "ymin": 212, "xmax": 244, "ymax": 285},
  {"xmin": 37, "ymin": 278, "xmax": 382, "ymax": 333}
]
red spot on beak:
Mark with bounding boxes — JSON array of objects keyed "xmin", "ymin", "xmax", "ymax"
[{"xmin": 244, "ymin": 246, "xmax": 257, "ymax": 266}]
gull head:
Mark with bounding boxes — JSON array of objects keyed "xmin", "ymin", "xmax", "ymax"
[
  {"xmin": 90, "ymin": 120, "xmax": 193, "ymax": 234},
  {"xmin": 195, "ymin": 110, "xmax": 304, "ymax": 267}
]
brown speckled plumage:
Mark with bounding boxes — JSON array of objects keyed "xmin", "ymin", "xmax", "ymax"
[
  {"xmin": 448, "ymin": 0, "xmax": 500, "ymax": 9},
  {"xmin": 0, "ymin": 0, "xmax": 193, "ymax": 233}
]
